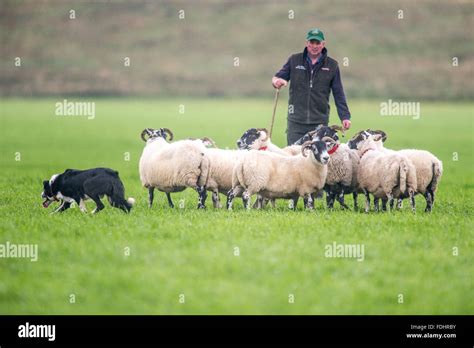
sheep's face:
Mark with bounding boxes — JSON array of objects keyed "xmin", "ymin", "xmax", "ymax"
[
  {"xmin": 141, "ymin": 128, "xmax": 174, "ymax": 143},
  {"xmin": 348, "ymin": 129, "xmax": 386, "ymax": 150},
  {"xmin": 293, "ymin": 125, "xmax": 340, "ymax": 145},
  {"xmin": 309, "ymin": 140, "xmax": 330, "ymax": 165},
  {"xmin": 353, "ymin": 133, "xmax": 383, "ymax": 156},
  {"xmin": 347, "ymin": 130, "xmax": 370, "ymax": 150},
  {"xmin": 312, "ymin": 125, "xmax": 340, "ymax": 143},
  {"xmin": 366, "ymin": 129, "xmax": 387, "ymax": 142},
  {"xmin": 237, "ymin": 128, "xmax": 269, "ymax": 150}
]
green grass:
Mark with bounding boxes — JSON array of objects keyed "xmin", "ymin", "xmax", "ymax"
[{"xmin": 0, "ymin": 98, "xmax": 473, "ymax": 314}]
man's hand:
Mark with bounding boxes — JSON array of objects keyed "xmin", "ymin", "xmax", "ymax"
[
  {"xmin": 272, "ymin": 77, "xmax": 288, "ymax": 89},
  {"xmin": 342, "ymin": 119, "xmax": 351, "ymax": 130}
]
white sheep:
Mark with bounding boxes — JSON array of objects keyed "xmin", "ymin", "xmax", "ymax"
[
  {"xmin": 351, "ymin": 129, "xmax": 443, "ymax": 212},
  {"xmin": 227, "ymin": 139, "xmax": 331, "ymax": 210},
  {"xmin": 354, "ymin": 133, "xmax": 417, "ymax": 213},
  {"xmin": 238, "ymin": 126, "xmax": 360, "ymax": 211},
  {"xmin": 139, "ymin": 128, "xmax": 210, "ymax": 209},
  {"xmin": 202, "ymin": 147, "xmax": 248, "ymax": 208},
  {"xmin": 323, "ymin": 137, "xmax": 361, "ymax": 210}
]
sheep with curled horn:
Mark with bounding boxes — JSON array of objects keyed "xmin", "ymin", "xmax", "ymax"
[
  {"xmin": 321, "ymin": 135, "xmax": 361, "ymax": 210},
  {"xmin": 227, "ymin": 137, "xmax": 333, "ymax": 211},
  {"xmin": 138, "ymin": 127, "xmax": 210, "ymax": 209}
]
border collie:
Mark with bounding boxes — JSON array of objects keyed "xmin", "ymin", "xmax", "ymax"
[{"xmin": 42, "ymin": 168, "xmax": 135, "ymax": 214}]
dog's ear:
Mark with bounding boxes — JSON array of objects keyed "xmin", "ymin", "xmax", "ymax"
[{"xmin": 43, "ymin": 180, "xmax": 49, "ymax": 187}]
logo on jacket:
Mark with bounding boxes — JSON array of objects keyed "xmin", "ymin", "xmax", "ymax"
[
  {"xmin": 322, "ymin": 67, "xmax": 330, "ymax": 71},
  {"xmin": 295, "ymin": 65, "xmax": 306, "ymax": 70}
]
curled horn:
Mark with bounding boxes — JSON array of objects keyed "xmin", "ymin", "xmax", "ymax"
[
  {"xmin": 301, "ymin": 140, "xmax": 313, "ymax": 157},
  {"xmin": 162, "ymin": 128, "xmax": 174, "ymax": 141},
  {"xmin": 256, "ymin": 128, "xmax": 270, "ymax": 140},
  {"xmin": 321, "ymin": 136, "xmax": 336, "ymax": 144},
  {"xmin": 330, "ymin": 124, "xmax": 345, "ymax": 137},
  {"xmin": 307, "ymin": 130, "xmax": 317, "ymax": 139},
  {"xmin": 141, "ymin": 128, "xmax": 153, "ymax": 142}
]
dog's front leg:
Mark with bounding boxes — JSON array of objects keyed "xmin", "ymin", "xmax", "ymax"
[
  {"xmin": 52, "ymin": 201, "xmax": 71, "ymax": 214},
  {"xmin": 79, "ymin": 199, "xmax": 88, "ymax": 213}
]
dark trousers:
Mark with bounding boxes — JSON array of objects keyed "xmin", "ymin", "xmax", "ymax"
[{"xmin": 286, "ymin": 119, "xmax": 326, "ymax": 145}]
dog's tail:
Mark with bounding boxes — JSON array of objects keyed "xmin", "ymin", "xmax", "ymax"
[{"xmin": 110, "ymin": 177, "xmax": 133, "ymax": 213}]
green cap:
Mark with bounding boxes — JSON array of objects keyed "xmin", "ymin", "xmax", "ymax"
[{"xmin": 306, "ymin": 28, "xmax": 325, "ymax": 41}]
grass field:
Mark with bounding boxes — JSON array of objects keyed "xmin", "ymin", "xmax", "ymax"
[{"xmin": 0, "ymin": 98, "xmax": 472, "ymax": 314}]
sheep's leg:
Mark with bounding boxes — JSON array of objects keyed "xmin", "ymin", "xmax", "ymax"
[
  {"xmin": 374, "ymin": 197, "xmax": 380, "ymax": 212},
  {"xmin": 387, "ymin": 193, "xmax": 394, "ymax": 212},
  {"xmin": 253, "ymin": 195, "xmax": 263, "ymax": 209},
  {"xmin": 353, "ymin": 192, "xmax": 358, "ymax": 211},
  {"xmin": 397, "ymin": 199, "xmax": 403, "ymax": 209},
  {"xmin": 364, "ymin": 190, "xmax": 370, "ymax": 213},
  {"xmin": 242, "ymin": 190, "xmax": 251, "ymax": 210},
  {"xmin": 381, "ymin": 198, "xmax": 388, "ymax": 211},
  {"xmin": 409, "ymin": 191, "xmax": 416, "ymax": 213},
  {"xmin": 226, "ymin": 189, "xmax": 235, "ymax": 210},
  {"xmin": 148, "ymin": 187, "xmax": 155, "ymax": 208},
  {"xmin": 166, "ymin": 192, "xmax": 174, "ymax": 208},
  {"xmin": 424, "ymin": 191, "xmax": 433, "ymax": 213},
  {"xmin": 429, "ymin": 189, "xmax": 436, "ymax": 207},
  {"xmin": 337, "ymin": 192, "xmax": 349, "ymax": 210},
  {"xmin": 289, "ymin": 197, "xmax": 298, "ymax": 210},
  {"xmin": 389, "ymin": 199, "xmax": 394, "ymax": 211},
  {"xmin": 304, "ymin": 193, "xmax": 314, "ymax": 210},
  {"xmin": 196, "ymin": 186, "xmax": 207, "ymax": 209},
  {"xmin": 270, "ymin": 199, "xmax": 276, "ymax": 208},
  {"xmin": 326, "ymin": 191, "xmax": 335, "ymax": 209},
  {"xmin": 227, "ymin": 186, "xmax": 243, "ymax": 210},
  {"xmin": 212, "ymin": 191, "xmax": 221, "ymax": 209}
]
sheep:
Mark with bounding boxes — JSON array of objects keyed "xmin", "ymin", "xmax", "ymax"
[
  {"xmin": 353, "ymin": 132, "xmax": 417, "ymax": 213},
  {"xmin": 201, "ymin": 147, "xmax": 249, "ymax": 208},
  {"xmin": 227, "ymin": 139, "xmax": 332, "ymax": 210},
  {"xmin": 238, "ymin": 126, "xmax": 360, "ymax": 211},
  {"xmin": 294, "ymin": 125, "xmax": 362, "ymax": 211},
  {"xmin": 237, "ymin": 125, "xmax": 358, "ymax": 210},
  {"xmin": 350, "ymin": 129, "xmax": 443, "ymax": 212},
  {"xmin": 139, "ymin": 128, "xmax": 210, "ymax": 209},
  {"xmin": 322, "ymin": 137, "xmax": 361, "ymax": 210}
]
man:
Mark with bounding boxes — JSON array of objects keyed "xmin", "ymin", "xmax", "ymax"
[{"xmin": 272, "ymin": 28, "xmax": 352, "ymax": 145}]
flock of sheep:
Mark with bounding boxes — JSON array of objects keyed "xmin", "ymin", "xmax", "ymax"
[{"xmin": 138, "ymin": 125, "xmax": 443, "ymax": 213}]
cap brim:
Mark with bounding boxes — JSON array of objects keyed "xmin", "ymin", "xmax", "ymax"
[{"xmin": 307, "ymin": 36, "xmax": 324, "ymax": 41}]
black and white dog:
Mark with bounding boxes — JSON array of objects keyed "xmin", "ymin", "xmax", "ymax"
[{"xmin": 42, "ymin": 168, "xmax": 135, "ymax": 214}]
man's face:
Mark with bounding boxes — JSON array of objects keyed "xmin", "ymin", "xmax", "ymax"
[{"xmin": 306, "ymin": 39, "xmax": 325, "ymax": 57}]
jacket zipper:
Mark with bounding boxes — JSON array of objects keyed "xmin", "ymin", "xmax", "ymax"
[{"xmin": 307, "ymin": 69, "xmax": 313, "ymax": 122}]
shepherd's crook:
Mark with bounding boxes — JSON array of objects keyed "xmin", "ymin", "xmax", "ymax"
[{"xmin": 269, "ymin": 88, "xmax": 280, "ymax": 138}]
